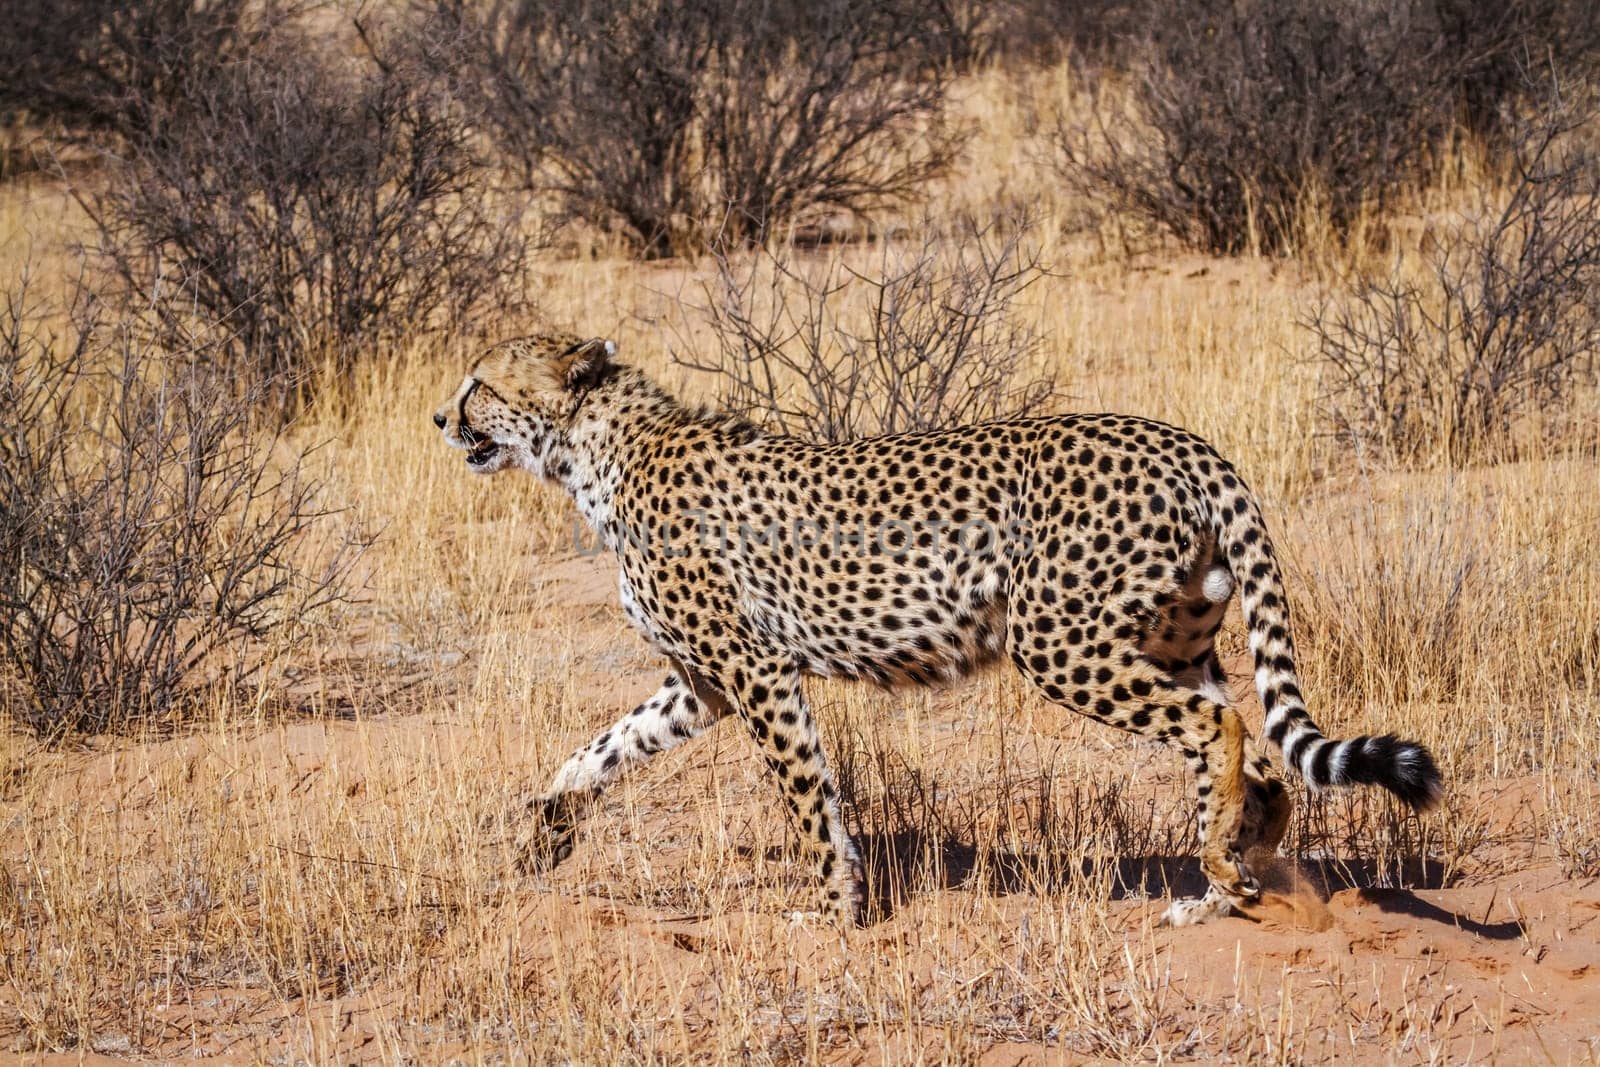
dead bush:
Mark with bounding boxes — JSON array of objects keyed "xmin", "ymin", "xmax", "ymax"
[
  {"xmin": 989, "ymin": 0, "xmax": 1150, "ymax": 66},
  {"xmin": 1052, "ymin": 0, "xmax": 1461, "ymax": 255},
  {"xmin": 1047, "ymin": 0, "xmax": 1600, "ymax": 256},
  {"xmin": 0, "ymin": 278, "xmax": 367, "ymax": 737},
  {"xmin": 1310, "ymin": 90, "xmax": 1600, "ymax": 461},
  {"xmin": 1433, "ymin": 0, "xmax": 1600, "ymax": 143},
  {"xmin": 77, "ymin": 24, "xmax": 530, "ymax": 401},
  {"xmin": 673, "ymin": 216, "xmax": 1056, "ymax": 442},
  {"xmin": 0, "ymin": 0, "xmax": 305, "ymax": 154},
  {"xmin": 422, "ymin": 0, "xmax": 972, "ymax": 257}
]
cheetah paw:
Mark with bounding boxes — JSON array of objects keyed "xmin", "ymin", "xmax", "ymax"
[{"xmin": 1160, "ymin": 893, "xmax": 1237, "ymax": 927}]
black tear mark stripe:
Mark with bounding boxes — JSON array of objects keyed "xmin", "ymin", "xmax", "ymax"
[{"xmin": 457, "ymin": 378, "xmax": 481, "ymax": 437}]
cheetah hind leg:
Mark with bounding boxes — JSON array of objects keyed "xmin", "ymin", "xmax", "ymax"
[
  {"xmin": 1228, "ymin": 741, "xmax": 1335, "ymax": 930},
  {"xmin": 1163, "ymin": 737, "xmax": 1303, "ymax": 927},
  {"xmin": 1151, "ymin": 652, "xmax": 1283, "ymax": 926},
  {"xmin": 1007, "ymin": 640, "xmax": 1261, "ymax": 919}
]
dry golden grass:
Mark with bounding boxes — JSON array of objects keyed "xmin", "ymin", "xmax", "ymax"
[{"xmin": 3, "ymin": 67, "xmax": 1599, "ymax": 1064}]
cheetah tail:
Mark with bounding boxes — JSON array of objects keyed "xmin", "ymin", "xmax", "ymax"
[{"xmin": 1211, "ymin": 489, "xmax": 1444, "ymax": 813}]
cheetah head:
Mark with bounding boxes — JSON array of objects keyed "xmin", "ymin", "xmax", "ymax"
[{"xmin": 433, "ymin": 332, "xmax": 617, "ymax": 477}]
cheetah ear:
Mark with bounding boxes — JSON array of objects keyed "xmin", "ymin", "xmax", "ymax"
[{"xmin": 558, "ymin": 337, "xmax": 616, "ymax": 394}]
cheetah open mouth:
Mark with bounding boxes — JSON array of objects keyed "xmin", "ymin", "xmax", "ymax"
[{"xmin": 465, "ymin": 439, "xmax": 500, "ymax": 467}]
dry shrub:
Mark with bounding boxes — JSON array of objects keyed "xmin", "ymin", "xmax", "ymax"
[
  {"xmin": 422, "ymin": 0, "xmax": 972, "ymax": 257},
  {"xmin": 1434, "ymin": 0, "xmax": 1600, "ymax": 142},
  {"xmin": 988, "ymin": 0, "xmax": 1150, "ymax": 66},
  {"xmin": 0, "ymin": 0, "xmax": 306, "ymax": 154},
  {"xmin": 674, "ymin": 215, "xmax": 1056, "ymax": 442},
  {"xmin": 77, "ymin": 22, "xmax": 530, "ymax": 399},
  {"xmin": 1048, "ymin": 0, "xmax": 1600, "ymax": 255},
  {"xmin": 1051, "ymin": 0, "xmax": 1457, "ymax": 255},
  {"xmin": 1311, "ymin": 92, "xmax": 1600, "ymax": 462},
  {"xmin": 0, "ymin": 278, "xmax": 367, "ymax": 737}
]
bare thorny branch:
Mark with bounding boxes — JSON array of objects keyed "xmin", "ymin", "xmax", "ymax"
[
  {"xmin": 59, "ymin": 8, "xmax": 533, "ymax": 408},
  {"xmin": 1046, "ymin": 0, "xmax": 1600, "ymax": 256},
  {"xmin": 419, "ymin": 0, "xmax": 973, "ymax": 258},
  {"xmin": 0, "ymin": 276, "xmax": 370, "ymax": 737},
  {"xmin": 1310, "ymin": 77, "xmax": 1600, "ymax": 462},
  {"xmin": 672, "ymin": 214, "xmax": 1059, "ymax": 443}
]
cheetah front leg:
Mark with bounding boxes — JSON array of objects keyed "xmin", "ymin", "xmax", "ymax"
[
  {"xmin": 506, "ymin": 672, "xmax": 728, "ymax": 872},
  {"xmin": 687, "ymin": 658, "xmax": 864, "ymax": 925}
]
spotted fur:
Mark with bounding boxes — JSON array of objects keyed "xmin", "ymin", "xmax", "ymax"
[{"xmin": 435, "ymin": 333, "xmax": 1443, "ymax": 925}]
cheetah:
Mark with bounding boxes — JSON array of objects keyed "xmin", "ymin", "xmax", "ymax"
[{"xmin": 434, "ymin": 332, "xmax": 1443, "ymax": 926}]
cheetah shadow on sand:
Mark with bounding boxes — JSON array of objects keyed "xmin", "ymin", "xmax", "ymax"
[{"xmin": 780, "ymin": 830, "xmax": 1516, "ymax": 937}]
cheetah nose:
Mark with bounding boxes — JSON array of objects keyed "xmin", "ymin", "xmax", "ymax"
[{"xmin": 433, "ymin": 412, "xmax": 446, "ymax": 429}]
